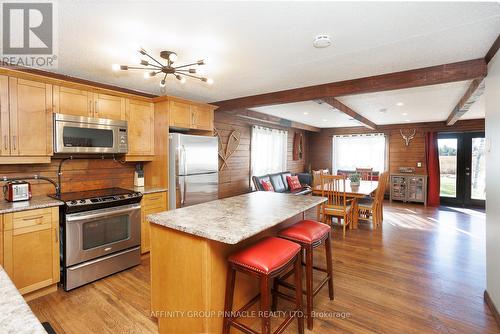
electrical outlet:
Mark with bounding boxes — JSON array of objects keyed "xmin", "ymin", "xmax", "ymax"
[{"xmin": 417, "ymin": 162, "xmax": 422, "ymax": 168}]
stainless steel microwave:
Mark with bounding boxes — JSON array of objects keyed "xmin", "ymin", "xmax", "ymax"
[{"xmin": 54, "ymin": 113, "xmax": 128, "ymax": 154}]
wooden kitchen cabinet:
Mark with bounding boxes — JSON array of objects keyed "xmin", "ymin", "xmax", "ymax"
[
  {"xmin": 125, "ymin": 98, "xmax": 155, "ymax": 160},
  {"xmin": 191, "ymin": 104, "xmax": 214, "ymax": 130},
  {"xmin": 141, "ymin": 191, "xmax": 168, "ymax": 253},
  {"xmin": 93, "ymin": 92, "xmax": 126, "ymax": 120},
  {"xmin": 2, "ymin": 207, "xmax": 60, "ymax": 298},
  {"xmin": 0, "ymin": 215, "xmax": 3, "ymax": 268},
  {"xmin": 169, "ymin": 100, "xmax": 192, "ymax": 129},
  {"xmin": 53, "ymin": 85, "xmax": 92, "ymax": 117},
  {"xmin": 0, "ymin": 77, "xmax": 53, "ymax": 163},
  {"xmin": 54, "ymin": 86, "xmax": 125, "ymax": 121},
  {"xmin": 169, "ymin": 97, "xmax": 216, "ymax": 131}
]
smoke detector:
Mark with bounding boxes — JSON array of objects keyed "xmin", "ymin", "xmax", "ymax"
[{"xmin": 313, "ymin": 34, "xmax": 332, "ymax": 48}]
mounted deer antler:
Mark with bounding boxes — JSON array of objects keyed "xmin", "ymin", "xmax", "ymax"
[{"xmin": 400, "ymin": 129, "xmax": 416, "ymax": 146}]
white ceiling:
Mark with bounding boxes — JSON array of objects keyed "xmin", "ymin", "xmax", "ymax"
[
  {"xmin": 250, "ymin": 81, "xmax": 486, "ymax": 128},
  {"xmin": 251, "ymin": 100, "xmax": 364, "ymax": 128},
  {"xmin": 39, "ymin": 1, "xmax": 499, "ymax": 103}
]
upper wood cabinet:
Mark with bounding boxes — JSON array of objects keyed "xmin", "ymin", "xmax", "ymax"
[
  {"xmin": 126, "ymin": 98, "xmax": 155, "ymax": 159},
  {"xmin": 169, "ymin": 98, "xmax": 215, "ymax": 131},
  {"xmin": 191, "ymin": 105, "xmax": 214, "ymax": 131},
  {"xmin": 169, "ymin": 100, "xmax": 192, "ymax": 128},
  {"xmin": 54, "ymin": 86, "xmax": 125, "ymax": 121},
  {"xmin": 2, "ymin": 207, "xmax": 60, "ymax": 296},
  {"xmin": 93, "ymin": 93, "xmax": 125, "ymax": 120},
  {"xmin": 0, "ymin": 77, "xmax": 53, "ymax": 162},
  {"xmin": 53, "ymin": 86, "xmax": 92, "ymax": 117}
]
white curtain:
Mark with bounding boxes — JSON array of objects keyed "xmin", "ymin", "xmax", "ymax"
[
  {"xmin": 332, "ymin": 133, "xmax": 387, "ymax": 174},
  {"xmin": 251, "ymin": 125, "xmax": 288, "ymax": 178}
]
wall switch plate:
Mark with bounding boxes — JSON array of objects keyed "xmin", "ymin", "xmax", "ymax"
[{"xmin": 417, "ymin": 162, "xmax": 422, "ymax": 168}]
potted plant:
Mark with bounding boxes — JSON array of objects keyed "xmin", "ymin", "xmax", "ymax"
[{"xmin": 349, "ymin": 173, "xmax": 361, "ymax": 187}]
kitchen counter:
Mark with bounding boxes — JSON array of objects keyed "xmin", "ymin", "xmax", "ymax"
[
  {"xmin": 0, "ymin": 195, "xmax": 63, "ymax": 214},
  {"xmin": 129, "ymin": 186, "xmax": 168, "ymax": 195},
  {"xmin": 0, "ymin": 267, "xmax": 47, "ymax": 334},
  {"xmin": 148, "ymin": 192, "xmax": 327, "ymax": 334},
  {"xmin": 148, "ymin": 191, "xmax": 326, "ymax": 244}
]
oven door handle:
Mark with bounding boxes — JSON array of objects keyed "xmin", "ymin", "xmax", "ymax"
[{"xmin": 66, "ymin": 204, "xmax": 141, "ymax": 223}]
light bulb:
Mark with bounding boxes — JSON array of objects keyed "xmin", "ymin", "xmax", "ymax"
[
  {"xmin": 160, "ymin": 79, "xmax": 166, "ymax": 87},
  {"xmin": 168, "ymin": 52, "xmax": 178, "ymax": 63},
  {"xmin": 131, "ymin": 56, "xmax": 141, "ymax": 65},
  {"xmin": 111, "ymin": 64, "xmax": 120, "ymax": 71},
  {"xmin": 206, "ymin": 78, "xmax": 214, "ymax": 85},
  {"xmin": 144, "ymin": 72, "xmax": 152, "ymax": 79},
  {"xmin": 196, "ymin": 67, "xmax": 205, "ymax": 75},
  {"xmin": 180, "ymin": 77, "xmax": 186, "ymax": 84}
]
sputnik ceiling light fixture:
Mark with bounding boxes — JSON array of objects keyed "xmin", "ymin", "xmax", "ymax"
[{"xmin": 112, "ymin": 48, "xmax": 213, "ymax": 87}]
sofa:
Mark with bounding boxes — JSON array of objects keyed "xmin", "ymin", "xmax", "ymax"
[{"xmin": 252, "ymin": 171, "xmax": 312, "ymax": 195}]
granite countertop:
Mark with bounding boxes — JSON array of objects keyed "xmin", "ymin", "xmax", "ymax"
[
  {"xmin": 147, "ymin": 192, "xmax": 327, "ymax": 244},
  {"xmin": 0, "ymin": 267, "xmax": 46, "ymax": 334},
  {"xmin": 0, "ymin": 195, "xmax": 63, "ymax": 214},
  {"xmin": 129, "ymin": 186, "xmax": 168, "ymax": 195}
]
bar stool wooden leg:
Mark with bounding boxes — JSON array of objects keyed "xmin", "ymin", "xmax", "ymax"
[
  {"xmin": 305, "ymin": 245, "xmax": 314, "ymax": 330},
  {"xmin": 271, "ymin": 277, "xmax": 279, "ymax": 312},
  {"xmin": 325, "ymin": 232, "xmax": 334, "ymax": 300},
  {"xmin": 260, "ymin": 275, "xmax": 272, "ymax": 334},
  {"xmin": 294, "ymin": 255, "xmax": 305, "ymax": 334},
  {"xmin": 223, "ymin": 266, "xmax": 236, "ymax": 334}
]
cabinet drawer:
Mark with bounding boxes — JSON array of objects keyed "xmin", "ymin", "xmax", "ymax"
[
  {"xmin": 144, "ymin": 192, "xmax": 167, "ymax": 212},
  {"xmin": 6, "ymin": 208, "xmax": 53, "ymax": 231}
]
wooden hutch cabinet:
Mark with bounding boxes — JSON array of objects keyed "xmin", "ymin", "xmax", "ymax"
[{"xmin": 390, "ymin": 174, "xmax": 428, "ymax": 206}]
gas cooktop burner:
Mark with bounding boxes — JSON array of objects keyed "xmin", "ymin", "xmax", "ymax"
[{"xmin": 50, "ymin": 187, "xmax": 142, "ymax": 213}]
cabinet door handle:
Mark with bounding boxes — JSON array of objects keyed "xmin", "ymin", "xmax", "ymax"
[
  {"xmin": 55, "ymin": 228, "xmax": 59, "ymax": 243},
  {"xmin": 3, "ymin": 135, "xmax": 7, "ymax": 150},
  {"xmin": 89, "ymin": 100, "xmax": 92, "ymax": 114},
  {"xmin": 23, "ymin": 215, "xmax": 43, "ymax": 221},
  {"xmin": 12, "ymin": 135, "xmax": 16, "ymax": 150},
  {"xmin": 95, "ymin": 101, "xmax": 98, "ymax": 117}
]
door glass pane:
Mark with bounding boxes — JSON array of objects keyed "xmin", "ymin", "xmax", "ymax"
[
  {"xmin": 471, "ymin": 137, "xmax": 486, "ymax": 200},
  {"xmin": 438, "ymin": 138, "xmax": 457, "ymax": 198},
  {"xmin": 63, "ymin": 126, "xmax": 114, "ymax": 148},
  {"xmin": 82, "ymin": 216, "xmax": 130, "ymax": 250}
]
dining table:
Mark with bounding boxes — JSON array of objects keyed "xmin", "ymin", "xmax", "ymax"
[{"xmin": 312, "ymin": 179, "xmax": 379, "ymax": 229}]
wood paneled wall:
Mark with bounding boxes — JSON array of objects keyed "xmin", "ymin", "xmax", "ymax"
[
  {"xmin": 309, "ymin": 119, "xmax": 485, "ymax": 174},
  {"xmin": 0, "ymin": 159, "xmax": 136, "ymax": 196},
  {"xmin": 215, "ymin": 112, "xmax": 309, "ymax": 199}
]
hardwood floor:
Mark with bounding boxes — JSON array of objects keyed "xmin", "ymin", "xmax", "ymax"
[{"xmin": 28, "ymin": 202, "xmax": 499, "ymax": 333}]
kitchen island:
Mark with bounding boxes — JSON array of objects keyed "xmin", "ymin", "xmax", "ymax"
[{"xmin": 147, "ymin": 191, "xmax": 326, "ymax": 334}]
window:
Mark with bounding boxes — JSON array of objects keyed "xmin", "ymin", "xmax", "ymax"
[
  {"xmin": 332, "ymin": 133, "xmax": 387, "ymax": 174},
  {"xmin": 251, "ymin": 125, "xmax": 288, "ymax": 178}
]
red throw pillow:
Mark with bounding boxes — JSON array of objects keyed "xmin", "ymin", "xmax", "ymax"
[
  {"xmin": 261, "ymin": 180, "xmax": 274, "ymax": 192},
  {"xmin": 286, "ymin": 175, "xmax": 302, "ymax": 191}
]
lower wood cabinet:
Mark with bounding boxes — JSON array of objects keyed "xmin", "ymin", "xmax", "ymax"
[
  {"xmin": 141, "ymin": 192, "xmax": 168, "ymax": 254},
  {"xmin": 2, "ymin": 207, "xmax": 60, "ymax": 298},
  {"xmin": 0, "ymin": 215, "xmax": 3, "ymax": 268}
]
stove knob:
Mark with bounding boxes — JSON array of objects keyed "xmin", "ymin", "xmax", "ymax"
[
  {"xmin": 70, "ymin": 200, "xmax": 77, "ymax": 205},
  {"xmin": 79, "ymin": 200, "xmax": 86, "ymax": 204}
]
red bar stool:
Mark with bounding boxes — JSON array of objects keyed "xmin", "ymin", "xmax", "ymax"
[
  {"xmin": 274, "ymin": 220, "xmax": 334, "ymax": 330},
  {"xmin": 223, "ymin": 237, "xmax": 304, "ymax": 334}
]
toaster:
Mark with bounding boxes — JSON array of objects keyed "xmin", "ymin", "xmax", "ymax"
[{"xmin": 4, "ymin": 181, "xmax": 32, "ymax": 202}]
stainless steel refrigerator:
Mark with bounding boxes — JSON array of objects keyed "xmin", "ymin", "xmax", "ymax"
[{"xmin": 169, "ymin": 133, "xmax": 219, "ymax": 209}]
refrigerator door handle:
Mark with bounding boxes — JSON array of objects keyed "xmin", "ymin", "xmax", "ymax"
[{"xmin": 181, "ymin": 145, "xmax": 187, "ymax": 206}]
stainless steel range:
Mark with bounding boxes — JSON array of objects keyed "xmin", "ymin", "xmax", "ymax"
[{"xmin": 51, "ymin": 188, "xmax": 142, "ymax": 291}]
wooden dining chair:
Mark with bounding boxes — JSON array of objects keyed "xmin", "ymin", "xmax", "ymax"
[
  {"xmin": 320, "ymin": 174, "xmax": 353, "ymax": 238},
  {"xmin": 356, "ymin": 168, "xmax": 373, "ymax": 181},
  {"xmin": 357, "ymin": 172, "xmax": 389, "ymax": 229}
]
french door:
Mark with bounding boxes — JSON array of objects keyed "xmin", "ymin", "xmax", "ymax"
[{"xmin": 438, "ymin": 132, "xmax": 485, "ymax": 207}]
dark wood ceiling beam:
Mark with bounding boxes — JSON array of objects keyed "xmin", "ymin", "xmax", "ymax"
[
  {"xmin": 322, "ymin": 97, "xmax": 377, "ymax": 130},
  {"xmin": 227, "ymin": 109, "xmax": 320, "ymax": 132},
  {"xmin": 446, "ymin": 78, "xmax": 485, "ymax": 126},
  {"xmin": 485, "ymin": 34, "xmax": 500, "ymax": 64},
  {"xmin": 213, "ymin": 58, "xmax": 487, "ymax": 111}
]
